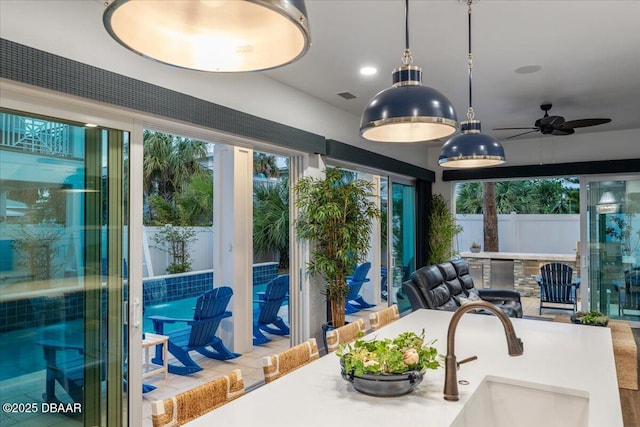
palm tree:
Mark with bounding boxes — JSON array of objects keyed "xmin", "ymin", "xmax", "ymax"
[
  {"xmin": 253, "ymin": 179, "xmax": 289, "ymax": 268},
  {"xmin": 143, "ymin": 130, "xmax": 209, "ymax": 224},
  {"xmin": 534, "ymin": 179, "xmax": 578, "ymax": 214},
  {"xmin": 483, "ymin": 182, "xmax": 499, "ymax": 252},
  {"xmin": 456, "ymin": 182, "xmax": 482, "ymax": 214},
  {"xmin": 494, "ymin": 181, "xmax": 535, "ymax": 214},
  {"xmin": 143, "ymin": 131, "xmax": 173, "ymax": 201},
  {"xmin": 178, "ymin": 173, "xmax": 214, "ymax": 226}
]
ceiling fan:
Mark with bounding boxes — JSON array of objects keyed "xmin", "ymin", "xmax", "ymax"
[{"xmin": 494, "ymin": 103, "xmax": 611, "ymax": 140}]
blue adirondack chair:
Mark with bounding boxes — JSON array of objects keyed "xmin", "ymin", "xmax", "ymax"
[
  {"xmin": 535, "ymin": 263, "xmax": 581, "ymax": 314},
  {"xmin": 253, "ymin": 275, "xmax": 290, "ymax": 345},
  {"xmin": 381, "ymin": 266, "xmax": 388, "ymax": 301},
  {"xmin": 613, "ymin": 268, "xmax": 640, "ymax": 316},
  {"xmin": 345, "ymin": 262, "xmax": 374, "ymax": 314},
  {"xmin": 39, "ymin": 319, "xmax": 156, "ymax": 406},
  {"xmin": 150, "ymin": 286, "xmax": 240, "ymax": 375}
]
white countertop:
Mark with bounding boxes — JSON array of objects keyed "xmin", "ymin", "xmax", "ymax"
[{"xmin": 185, "ymin": 309, "xmax": 622, "ymax": 427}]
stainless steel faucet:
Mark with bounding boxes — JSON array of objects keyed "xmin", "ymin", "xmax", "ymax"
[{"xmin": 443, "ymin": 300, "xmax": 524, "ymax": 401}]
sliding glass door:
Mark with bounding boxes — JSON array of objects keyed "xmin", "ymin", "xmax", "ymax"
[
  {"xmin": 584, "ymin": 176, "xmax": 640, "ymax": 321},
  {"xmin": 0, "ymin": 109, "xmax": 129, "ymax": 425}
]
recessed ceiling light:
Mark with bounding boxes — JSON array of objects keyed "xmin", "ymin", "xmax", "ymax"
[
  {"xmin": 85, "ymin": 123, "xmax": 98, "ymax": 128},
  {"xmin": 514, "ymin": 65, "xmax": 542, "ymax": 74},
  {"xmin": 360, "ymin": 66, "xmax": 377, "ymax": 76}
]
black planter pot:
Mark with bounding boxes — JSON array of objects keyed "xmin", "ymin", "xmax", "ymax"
[{"xmin": 321, "ymin": 321, "xmax": 336, "ymax": 352}]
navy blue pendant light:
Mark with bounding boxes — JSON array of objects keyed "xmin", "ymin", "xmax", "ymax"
[
  {"xmin": 439, "ymin": 0, "xmax": 505, "ymax": 168},
  {"xmin": 103, "ymin": 0, "xmax": 310, "ymax": 72},
  {"xmin": 360, "ymin": 0, "xmax": 458, "ymax": 143}
]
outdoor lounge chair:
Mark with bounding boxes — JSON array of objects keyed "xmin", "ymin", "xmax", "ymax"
[
  {"xmin": 535, "ymin": 263, "xmax": 581, "ymax": 314},
  {"xmin": 253, "ymin": 274, "xmax": 290, "ymax": 345},
  {"xmin": 345, "ymin": 262, "xmax": 374, "ymax": 314},
  {"xmin": 150, "ymin": 286, "xmax": 240, "ymax": 375}
]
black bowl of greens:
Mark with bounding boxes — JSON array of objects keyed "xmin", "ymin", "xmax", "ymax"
[{"xmin": 337, "ymin": 330, "xmax": 442, "ymax": 397}]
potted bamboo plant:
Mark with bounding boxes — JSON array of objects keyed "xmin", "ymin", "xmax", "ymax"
[
  {"xmin": 294, "ymin": 168, "xmax": 380, "ymax": 328},
  {"xmin": 427, "ymin": 194, "xmax": 463, "ymax": 264}
]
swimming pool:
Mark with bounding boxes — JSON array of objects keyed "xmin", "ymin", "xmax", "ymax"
[{"xmin": 143, "ymin": 296, "xmax": 200, "ymax": 334}]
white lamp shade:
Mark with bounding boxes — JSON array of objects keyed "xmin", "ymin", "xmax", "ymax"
[{"xmin": 103, "ymin": 0, "xmax": 310, "ymax": 72}]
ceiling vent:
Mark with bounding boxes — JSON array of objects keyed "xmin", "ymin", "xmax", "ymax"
[{"xmin": 337, "ymin": 92, "xmax": 357, "ymax": 100}]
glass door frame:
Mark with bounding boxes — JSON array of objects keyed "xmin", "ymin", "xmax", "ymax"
[{"xmin": 387, "ymin": 176, "xmax": 416, "ymax": 313}]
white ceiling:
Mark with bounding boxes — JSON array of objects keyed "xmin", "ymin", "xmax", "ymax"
[
  {"xmin": 1, "ymin": 0, "xmax": 639, "ymax": 147},
  {"xmin": 265, "ymin": 0, "xmax": 640, "ymax": 145}
]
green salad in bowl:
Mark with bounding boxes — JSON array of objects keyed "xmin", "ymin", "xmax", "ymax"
[
  {"xmin": 337, "ymin": 329, "xmax": 442, "ymax": 375},
  {"xmin": 336, "ymin": 330, "xmax": 443, "ymax": 396}
]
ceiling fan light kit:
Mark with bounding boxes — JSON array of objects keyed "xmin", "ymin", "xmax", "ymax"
[
  {"xmin": 103, "ymin": 0, "xmax": 310, "ymax": 72},
  {"xmin": 439, "ymin": 0, "xmax": 505, "ymax": 168},
  {"xmin": 360, "ymin": 0, "xmax": 458, "ymax": 143}
]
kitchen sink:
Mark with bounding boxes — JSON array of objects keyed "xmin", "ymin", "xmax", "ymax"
[{"xmin": 450, "ymin": 375, "xmax": 590, "ymax": 427}]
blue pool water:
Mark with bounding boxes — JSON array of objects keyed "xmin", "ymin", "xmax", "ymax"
[{"xmin": 143, "ymin": 296, "xmax": 200, "ymax": 334}]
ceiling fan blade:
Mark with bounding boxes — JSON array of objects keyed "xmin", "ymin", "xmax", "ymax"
[
  {"xmin": 540, "ymin": 115, "xmax": 565, "ymax": 127},
  {"xmin": 559, "ymin": 118, "xmax": 612, "ymax": 129},
  {"xmin": 551, "ymin": 128, "xmax": 575, "ymax": 136},
  {"xmin": 493, "ymin": 127, "xmax": 538, "ymax": 131},
  {"xmin": 504, "ymin": 130, "xmax": 540, "ymax": 140}
]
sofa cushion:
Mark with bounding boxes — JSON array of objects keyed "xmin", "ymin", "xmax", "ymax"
[
  {"xmin": 450, "ymin": 258, "xmax": 476, "ymax": 294},
  {"xmin": 410, "ymin": 265, "xmax": 458, "ymax": 311},
  {"xmin": 436, "ymin": 262, "xmax": 465, "ymax": 300}
]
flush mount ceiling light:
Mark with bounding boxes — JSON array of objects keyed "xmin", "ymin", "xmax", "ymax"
[
  {"xmin": 360, "ymin": 0, "xmax": 458, "ymax": 143},
  {"xmin": 439, "ymin": 0, "xmax": 505, "ymax": 168},
  {"xmin": 103, "ymin": 0, "xmax": 310, "ymax": 72}
]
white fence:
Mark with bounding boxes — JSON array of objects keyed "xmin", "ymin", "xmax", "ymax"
[
  {"xmin": 455, "ymin": 213, "xmax": 580, "ymax": 255},
  {"xmin": 144, "ymin": 226, "xmax": 214, "ymax": 276}
]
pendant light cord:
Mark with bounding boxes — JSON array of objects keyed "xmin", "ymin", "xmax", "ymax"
[
  {"xmin": 405, "ymin": 0, "xmax": 410, "ymax": 50},
  {"xmin": 402, "ymin": 0, "xmax": 413, "ymax": 66},
  {"xmin": 467, "ymin": 0, "xmax": 474, "ymax": 121}
]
